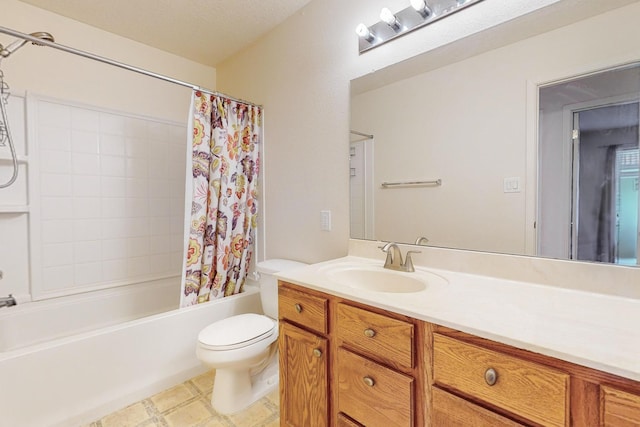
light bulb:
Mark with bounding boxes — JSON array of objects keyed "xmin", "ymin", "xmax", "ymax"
[
  {"xmin": 380, "ymin": 8, "xmax": 399, "ymax": 29},
  {"xmin": 410, "ymin": 0, "xmax": 432, "ymax": 17},
  {"xmin": 355, "ymin": 23, "xmax": 374, "ymax": 42}
]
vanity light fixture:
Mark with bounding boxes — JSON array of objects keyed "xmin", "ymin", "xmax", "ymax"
[{"xmin": 356, "ymin": 0, "xmax": 484, "ymax": 54}]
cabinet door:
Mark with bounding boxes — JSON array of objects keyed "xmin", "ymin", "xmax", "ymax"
[
  {"xmin": 601, "ymin": 386, "xmax": 640, "ymax": 426},
  {"xmin": 432, "ymin": 387, "xmax": 525, "ymax": 427},
  {"xmin": 279, "ymin": 321, "xmax": 329, "ymax": 427}
]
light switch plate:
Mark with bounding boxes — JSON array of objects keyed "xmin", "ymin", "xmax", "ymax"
[
  {"xmin": 504, "ymin": 177, "xmax": 521, "ymax": 193},
  {"xmin": 320, "ymin": 210, "xmax": 332, "ymax": 231}
]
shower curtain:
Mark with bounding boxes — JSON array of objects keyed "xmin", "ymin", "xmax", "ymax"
[{"xmin": 181, "ymin": 91, "xmax": 262, "ymax": 306}]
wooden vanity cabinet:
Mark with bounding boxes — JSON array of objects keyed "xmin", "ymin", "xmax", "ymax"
[
  {"xmin": 279, "ymin": 281, "xmax": 640, "ymax": 427},
  {"xmin": 278, "ymin": 281, "xmax": 426, "ymax": 427},
  {"xmin": 279, "ymin": 284, "xmax": 329, "ymax": 427}
]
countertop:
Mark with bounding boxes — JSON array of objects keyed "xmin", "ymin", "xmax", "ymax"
[{"xmin": 276, "ymin": 255, "xmax": 640, "ymax": 382}]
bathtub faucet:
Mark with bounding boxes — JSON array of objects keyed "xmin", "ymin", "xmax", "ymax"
[{"xmin": 0, "ymin": 294, "xmax": 16, "ymax": 308}]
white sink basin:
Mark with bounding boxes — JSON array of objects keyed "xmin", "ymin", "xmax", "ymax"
[{"xmin": 322, "ymin": 262, "xmax": 447, "ymax": 293}]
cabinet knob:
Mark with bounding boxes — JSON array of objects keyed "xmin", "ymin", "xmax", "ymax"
[
  {"xmin": 364, "ymin": 328, "xmax": 376, "ymax": 338},
  {"xmin": 313, "ymin": 348, "xmax": 322, "ymax": 358},
  {"xmin": 294, "ymin": 303, "xmax": 302, "ymax": 313},
  {"xmin": 484, "ymin": 368, "xmax": 498, "ymax": 386},
  {"xmin": 363, "ymin": 376, "xmax": 375, "ymax": 387}
]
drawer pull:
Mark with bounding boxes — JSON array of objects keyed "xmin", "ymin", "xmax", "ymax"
[
  {"xmin": 363, "ymin": 328, "xmax": 376, "ymax": 338},
  {"xmin": 363, "ymin": 376, "xmax": 375, "ymax": 387},
  {"xmin": 294, "ymin": 303, "xmax": 302, "ymax": 313},
  {"xmin": 484, "ymin": 368, "xmax": 498, "ymax": 386},
  {"xmin": 313, "ymin": 348, "xmax": 322, "ymax": 358}
]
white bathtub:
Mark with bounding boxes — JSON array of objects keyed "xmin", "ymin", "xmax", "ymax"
[{"xmin": 0, "ymin": 283, "xmax": 262, "ymax": 427}]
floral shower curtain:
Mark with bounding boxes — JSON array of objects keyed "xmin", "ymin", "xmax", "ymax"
[{"xmin": 181, "ymin": 91, "xmax": 262, "ymax": 306}]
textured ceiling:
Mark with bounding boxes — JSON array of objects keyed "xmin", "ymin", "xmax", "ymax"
[{"xmin": 17, "ymin": 0, "xmax": 313, "ymax": 67}]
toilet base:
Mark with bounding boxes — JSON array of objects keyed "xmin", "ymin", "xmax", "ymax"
[{"xmin": 210, "ymin": 352, "xmax": 279, "ymax": 415}]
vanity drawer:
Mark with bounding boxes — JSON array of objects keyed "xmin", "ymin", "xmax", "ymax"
[
  {"xmin": 601, "ymin": 385, "xmax": 640, "ymax": 426},
  {"xmin": 432, "ymin": 387, "xmax": 526, "ymax": 427},
  {"xmin": 337, "ymin": 347, "xmax": 414, "ymax": 426},
  {"xmin": 336, "ymin": 303, "xmax": 413, "ymax": 370},
  {"xmin": 433, "ymin": 333, "xmax": 569, "ymax": 427},
  {"xmin": 278, "ymin": 284, "xmax": 328, "ymax": 334}
]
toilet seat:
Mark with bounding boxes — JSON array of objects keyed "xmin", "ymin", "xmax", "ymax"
[{"xmin": 198, "ymin": 313, "xmax": 276, "ymax": 351}]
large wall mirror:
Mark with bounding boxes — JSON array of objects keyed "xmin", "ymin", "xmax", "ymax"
[{"xmin": 349, "ymin": 1, "xmax": 640, "ymax": 267}]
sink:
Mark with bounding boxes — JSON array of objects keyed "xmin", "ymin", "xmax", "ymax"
[{"xmin": 322, "ymin": 262, "xmax": 447, "ymax": 293}]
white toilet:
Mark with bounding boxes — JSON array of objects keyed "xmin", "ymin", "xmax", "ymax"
[{"xmin": 196, "ymin": 259, "xmax": 307, "ymax": 414}]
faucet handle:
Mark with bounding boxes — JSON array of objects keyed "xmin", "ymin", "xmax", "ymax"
[{"xmin": 403, "ymin": 250, "xmax": 421, "ymax": 272}]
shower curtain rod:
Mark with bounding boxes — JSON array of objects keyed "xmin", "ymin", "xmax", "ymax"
[{"xmin": 0, "ymin": 26, "xmax": 261, "ymax": 108}]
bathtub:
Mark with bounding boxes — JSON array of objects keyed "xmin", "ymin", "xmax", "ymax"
[{"xmin": 0, "ymin": 283, "xmax": 262, "ymax": 427}]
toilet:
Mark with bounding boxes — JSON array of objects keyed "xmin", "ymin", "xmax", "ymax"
[{"xmin": 196, "ymin": 259, "xmax": 307, "ymax": 415}]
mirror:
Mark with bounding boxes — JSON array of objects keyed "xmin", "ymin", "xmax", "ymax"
[{"xmin": 349, "ymin": 2, "xmax": 640, "ymax": 266}]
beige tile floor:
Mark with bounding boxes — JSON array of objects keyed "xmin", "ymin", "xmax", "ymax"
[{"xmin": 85, "ymin": 371, "xmax": 279, "ymax": 427}]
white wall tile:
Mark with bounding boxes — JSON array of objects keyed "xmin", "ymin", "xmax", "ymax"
[
  {"xmin": 149, "ymin": 198, "xmax": 171, "ymax": 217},
  {"xmin": 74, "ymin": 241, "xmax": 102, "ymax": 264},
  {"xmin": 148, "ymin": 122, "xmax": 172, "ymax": 142},
  {"xmin": 71, "ymin": 108, "xmax": 99, "ymax": 132},
  {"xmin": 127, "ymin": 256, "xmax": 150, "ymax": 277},
  {"xmin": 38, "ymin": 102, "xmax": 71, "ymax": 128},
  {"xmin": 38, "ymin": 126, "xmax": 71, "ymax": 151},
  {"xmin": 125, "ymin": 137, "xmax": 148, "ymax": 158},
  {"xmin": 72, "ymin": 152, "xmax": 100, "ymax": 175},
  {"xmin": 127, "ymin": 237, "xmax": 149, "ymax": 257},
  {"xmin": 128, "ymin": 218, "xmax": 150, "ymax": 238},
  {"xmin": 40, "ymin": 150, "xmax": 72, "ymax": 174},
  {"xmin": 73, "ymin": 175, "xmax": 101, "ymax": 197},
  {"xmin": 41, "ymin": 197, "xmax": 74, "ymax": 219},
  {"xmin": 40, "ymin": 173, "xmax": 72, "ymax": 197},
  {"xmin": 125, "ymin": 178, "xmax": 147, "ymax": 198},
  {"xmin": 126, "ymin": 198, "xmax": 148, "ymax": 218},
  {"xmin": 42, "ymin": 265, "xmax": 74, "ymax": 291},
  {"xmin": 102, "ymin": 238, "xmax": 127, "ymax": 260},
  {"xmin": 42, "ymin": 220, "xmax": 74, "ymax": 244},
  {"xmin": 171, "ymin": 234, "xmax": 185, "ymax": 253},
  {"xmin": 100, "ymin": 134, "xmax": 126, "ymax": 156},
  {"xmin": 101, "ymin": 155, "xmax": 126, "ymax": 177},
  {"xmin": 149, "ymin": 253, "xmax": 173, "ymax": 274},
  {"xmin": 125, "ymin": 157, "xmax": 148, "ymax": 178},
  {"xmin": 74, "ymin": 219, "xmax": 102, "ymax": 241},
  {"xmin": 149, "ymin": 217, "xmax": 171, "ymax": 235},
  {"xmin": 71, "ymin": 130, "xmax": 100, "ymax": 154},
  {"xmin": 100, "ymin": 113, "xmax": 125, "ymax": 136},
  {"xmin": 125, "ymin": 117, "xmax": 148, "ymax": 138},
  {"xmin": 73, "ymin": 197, "xmax": 101, "ymax": 219},
  {"xmin": 101, "ymin": 177, "xmax": 126, "ymax": 197},
  {"xmin": 43, "ymin": 243, "xmax": 74, "ymax": 267},
  {"xmin": 74, "ymin": 261, "xmax": 102, "ymax": 286},
  {"xmin": 147, "ymin": 179, "xmax": 169, "ymax": 198},
  {"xmin": 102, "ymin": 259, "xmax": 128, "ymax": 282},
  {"xmin": 170, "ymin": 125, "xmax": 187, "ymax": 144},
  {"xmin": 101, "ymin": 197, "xmax": 126, "ymax": 218},
  {"xmin": 149, "ymin": 234, "xmax": 171, "ymax": 254},
  {"xmin": 148, "ymin": 157, "xmax": 169, "ymax": 179},
  {"xmin": 101, "ymin": 219, "xmax": 130, "ymax": 239}
]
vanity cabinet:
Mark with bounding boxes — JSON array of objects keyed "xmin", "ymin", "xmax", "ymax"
[
  {"xmin": 279, "ymin": 281, "xmax": 640, "ymax": 427},
  {"xmin": 279, "ymin": 282, "xmax": 426, "ymax": 427},
  {"xmin": 279, "ymin": 285, "xmax": 329, "ymax": 427}
]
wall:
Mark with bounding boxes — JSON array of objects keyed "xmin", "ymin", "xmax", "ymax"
[
  {"xmin": 0, "ymin": 0, "xmax": 216, "ymax": 301},
  {"xmin": 215, "ymin": 0, "xmax": 640, "ymax": 263}
]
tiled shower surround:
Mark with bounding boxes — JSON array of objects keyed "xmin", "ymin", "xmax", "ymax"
[{"xmin": 31, "ymin": 97, "xmax": 187, "ymax": 299}]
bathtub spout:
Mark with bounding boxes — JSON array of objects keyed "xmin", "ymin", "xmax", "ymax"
[{"xmin": 0, "ymin": 294, "xmax": 16, "ymax": 308}]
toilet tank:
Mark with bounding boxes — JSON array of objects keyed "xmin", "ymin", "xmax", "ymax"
[{"xmin": 255, "ymin": 259, "xmax": 308, "ymax": 318}]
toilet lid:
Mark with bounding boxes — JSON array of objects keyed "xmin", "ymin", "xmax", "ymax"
[{"xmin": 198, "ymin": 313, "xmax": 276, "ymax": 350}]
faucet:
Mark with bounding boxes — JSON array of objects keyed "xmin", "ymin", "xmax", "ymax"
[
  {"xmin": 0, "ymin": 294, "xmax": 16, "ymax": 308},
  {"xmin": 415, "ymin": 236, "xmax": 429, "ymax": 245},
  {"xmin": 380, "ymin": 242, "xmax": 420, "ymax": 272}
]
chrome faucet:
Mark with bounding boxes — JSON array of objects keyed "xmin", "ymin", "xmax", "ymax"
[
  {"xmin": 415, "ymin": 236, "xmax": 429, "ymax": 245},
  {"xmin": 0, "ymin": 294, "xmax": 16, "ymax": 308},
  {"xmin": 380, "ymin": 242, "xmax": 420, "ymax": 272}
]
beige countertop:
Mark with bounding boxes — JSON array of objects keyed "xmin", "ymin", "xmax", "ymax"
[{"xmin": 276, "ymin": 255, "xmax": 640, "ymax": 382}]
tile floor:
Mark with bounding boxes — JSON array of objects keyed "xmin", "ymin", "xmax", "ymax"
[{"xmin": 85, "ymin": 371, "xmax": 279, "ymax": 427}]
